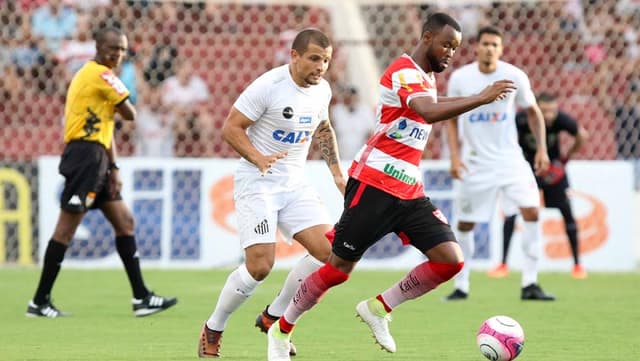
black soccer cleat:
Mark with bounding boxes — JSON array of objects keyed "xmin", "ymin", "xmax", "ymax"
[
  {"xmin": 443, "ymin": 289, "xmax": 468, "ymax": 301},
  {"xmin": 132, "ymin": 291, "xmax": 178, "ymax": 317},
  {"xmin": 521, "ymin": 283, "xmax": 555, "ymax": 301},
  {"xmin": 26, "ymin": 300, "xmax": 69, "ymax": 318}
]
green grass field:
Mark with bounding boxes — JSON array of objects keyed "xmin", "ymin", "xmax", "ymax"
[{"xmin": 1, "ymin": 268, "xmax": 639, "ymax": 361}]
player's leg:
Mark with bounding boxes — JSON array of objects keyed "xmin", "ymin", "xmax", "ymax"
[
  {"xmin": 101, "ymin": 199, "xmax": 177, "ymax": 316},
  {"xmin": 201, "ymin": 194, "xmax": 279, "ymax": 357},
  {"xmin": 28, "ymin": 142, "xmax": 99, "ymax": 318},
  {"xmin": 447, "ymin": 177, "xmax": 497, "ymax": 300},
  {"xmin": 544, "ymin": 183, "xmax": 585, "ymax": 278},
  {"xmin": 502, "ymin": 215, "xmax": 517, "ymax": 264},
  {"xmin": 506, "ymin": 165, "xmax": 555, "ymax": 301},
  {"xmin": 269, "ymin": 180, "xmax": 394, "ymax": 359},
  {"xmin": 27, "ymin": 209, "xmax": 84, "ymax": 318}
]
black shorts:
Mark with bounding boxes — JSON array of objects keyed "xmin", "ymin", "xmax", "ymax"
[
  {"xmin": 58, "ymin": 141, "xmax": 121, "ymax": 213},
  {"xmin": 332, "ymin": 178, "xmax": 456, "ymax": 262},
  {"xmin": 536, "ymin": 175, "xmax": 569, "ymax": 208}
]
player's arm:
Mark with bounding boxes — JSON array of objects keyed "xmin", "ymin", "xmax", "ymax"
[
  {"xmin": 437, "ymin": 96, "xmax": 466, "ymax": 103},
  {"xmin": 409, "ymin": 80, "xmax": 516, "ymax": 124},
  {"xmin": 313, "ymin": 118, "xmax": 346, "ymax": 195},
  {"xmin": 565, "ymin": 125, "xmax": 589, "ymax": 161},
  {"xmin": 115, "ymin": 97, "xmax": 136, "ymax": 121},
  {"xmin": 222, "ymin": 106, "xmax": 286, "ymax": 174},
  {"xmin": 524, "ymin": 105, "xmax": 549, "ymax": 175},
  {"xmin": 445, "ymin": 117, "xmax": 466, "ymax": 179}
]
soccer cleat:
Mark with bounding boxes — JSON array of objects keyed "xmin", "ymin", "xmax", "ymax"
[
  {"xmin": 132, "ymin": 292, "xmax": 178, "ymax": 317},
  {"xmin": 255, "ymin": 308, "xmax": 297, "ymax": 356},
  {"xmin": 355, "ymin": 299, "xmax": 396, "ymax": 353},
  {"xmin": 198, "ymin": 323, "xmax": 222, "ymax": 358},
  {"xmin": 443, "ymin": 289, "xmax": 468, "ymax": 301},
  {"xmin": 487, "ymin": 263, "xmax": 510, "ymax": 278},
  {"xmin": 267, "ymin": 322, "xmax": 292, "ymax": 361},
  {"xmin": 571, "ymin": 264, "xmax": 588, "ymax": 279},
  {"xmin": 26, "ymin": 300, "xmax": 68, "ymax": 318},
  {"xmin": 521, "ymin": 283, "xmax": 555, "ymax": 301}
]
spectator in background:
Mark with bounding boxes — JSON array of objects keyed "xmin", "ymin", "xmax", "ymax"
[
  {"xmin": 31, "ymin": 0, "xmax": 78, "ymax": 53},
  {"xmin": 489, "ymin": 92, "xmax": 589, "ymax": 280},
  {"xmin": 55, "ymin": 13, "xmax": 96, "ymax": 78},
  {"xmin": 330, "ymin": 85, "xmax": 375, "ymax": 160},
  {"xmin": 134, "ymin": 85, "xmax": 176, "ymax": 157},
  {"xmin": 161, "ymin": 59, "xmax": 210, "ymax": 156}
]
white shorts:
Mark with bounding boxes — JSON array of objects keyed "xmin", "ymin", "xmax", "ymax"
[
  {"xmin": 455, "ymin": 159, "xmax": 539, "ymax": 223},
  {"xmin": 234, "ymin": 182, "xmax": 332, "ymax": 249}
]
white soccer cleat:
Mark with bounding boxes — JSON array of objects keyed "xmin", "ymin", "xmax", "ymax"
[
  {"xmin": 267, "ymin": 322, "xmax": 291, "ymax": 361},
  {"xmin": 356, "ymin": 299, "xmax": 397, "ymax": 353}
]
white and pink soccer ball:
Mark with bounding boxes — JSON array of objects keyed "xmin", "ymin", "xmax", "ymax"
[{"xmin": 477, "ymin": 315, "xmax": 525, "ymax": 361}]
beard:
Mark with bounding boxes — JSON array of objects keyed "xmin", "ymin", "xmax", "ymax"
[{"xmin": 426, "ymin": 48, "xmax": 445, "ymax": 73}]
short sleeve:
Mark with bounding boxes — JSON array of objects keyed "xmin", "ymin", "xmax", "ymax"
[
  {"xmin": 98, "ymin": 70, "xmax": 129, "ymax": 105},
  {"xmin": 557, "ymin": 112, "xmax": 579, "ymax": 136},
  {"xmin": 319, "ymin": 82, "xmax": 332, "ymax": 121},
  {"xmin": 392, "ymin": 68, "xmax": 437, "ymax": 107},
  {"xmin": 514, "ymin": 69, "xmax": 537, "ymax": 109},
  {"xmin": 446, "ymin": 71, "xmax": 461, "ymax": 97},
  {"xmin": 233, "ymin": 76, "xmax": 269, "ymax": 121}
]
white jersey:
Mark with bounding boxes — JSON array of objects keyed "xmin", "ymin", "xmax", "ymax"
[
  {"xmin": 233, "ymin": 64, "xmax": 332, "ymax": 194},
  {"xmin": 447, "ymin": 60, "xmax": 536, "ymax": 167}
]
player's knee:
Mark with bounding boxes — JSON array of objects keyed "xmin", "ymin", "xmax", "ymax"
[
  {"xmin": 457, "ymin": 222, "xmax": 475, "ymax": 232},
  {"xmin": 520, "ymin": 207, "xmax": 539, "ymax": 222},
  {"xmin": 429, "ymin": 261, "xmax": 464, "ymax": 282},
  {"xmin": 318, "ymin": 262, "xmax": 349, "ymax": 287},
  {"xmin": 245, "ymin": 261, "xmax": 273, "ymax": 281}
]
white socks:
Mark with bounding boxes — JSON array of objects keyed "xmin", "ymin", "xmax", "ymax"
[
  {"xmin": 266, "ymin": 255, "xmax": 324, "ymax": 317},
  {"xmin": 521, "ymin": 221, "xmax": 541, "ymax": 287},
  {"xmin": 206, "ymin": 264, "xmax": 260, "ymax": 331},
  {"xmin": 453, "ymin": 230, "xmax": 474, "ymax": 293}
]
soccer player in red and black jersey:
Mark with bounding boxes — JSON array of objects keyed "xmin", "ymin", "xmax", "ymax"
[{"xmin": 266, "ymin": 13, "xmax": 516, "ymax": 360}]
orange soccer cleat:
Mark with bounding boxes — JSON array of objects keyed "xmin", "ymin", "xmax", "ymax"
[
  {"xmin": 198, "ymin": 323, "xmax": 222, "ymax": 358},
  {"xmin": 571, "ymin": 264, "xmax": 588, "ymax": 279},
  {"xmin": 487, "ymin": 263, "xmax": 509, "ymax": 278}
]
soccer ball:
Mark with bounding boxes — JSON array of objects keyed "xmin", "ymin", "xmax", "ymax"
[{"xmin": 476, "ymin": 315, "xmax": 525, "ymax": 361}]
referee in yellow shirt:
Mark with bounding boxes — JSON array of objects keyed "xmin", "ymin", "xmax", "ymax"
[{"xmin": 27, "ymin": 27, "xmax": 177, "ymax": 318}]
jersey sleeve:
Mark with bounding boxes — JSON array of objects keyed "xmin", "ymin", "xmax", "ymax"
[
  {"xmin": 98, "ymin": 70, "xmax": 129, "ymax": 105},
  {"xmin": 556, "ymin": 112, "xmax": 579, "ymax": 136},
  {"xmin": 446, "ymin": 71, "xmax": 461, "ymax": 97},
  {"xmin": 319, "ymin": 81, "xmax": 332, "ymax": 121},
  {"xmin": 514, "ymin": 69, "xmax": 537, "ymax": 109},
  {"xmin": 392, "ymin": 68, "xmax": 437, "ymax": 107},
  {"xmin": 233, "ymin": 76, "xmax": 269, "ymax": 122}
]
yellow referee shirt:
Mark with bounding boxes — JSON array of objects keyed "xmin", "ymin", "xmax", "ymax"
[{"xmin": 63, "ymin": 60, "xmax": 130, "ymax": 148}]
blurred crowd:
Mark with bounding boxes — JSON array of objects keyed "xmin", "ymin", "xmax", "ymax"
[{"xmin": 0, "ymin": 0, "xmax": 638, "ymax": 160}]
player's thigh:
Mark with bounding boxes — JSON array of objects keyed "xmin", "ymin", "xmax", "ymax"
[
  {"xmin": 292, "ymin": 224, "xmax": 332, "ymax": 262},
  {"xmin": 397, "ymin": 197, "xmax": 457, "ymax": 256},
  {"xmin": 235, "ymin": 193, "xmax": 280, "ymax": 248},
  {"xmin": 456, "ymin": 176, "xmax": 499, "ymax": 223},
  {"xmin": 332, "ymin": 180, "xmax": 399, "ymax": 262},
  {"xmin": 100, "ymin": 200, "xmax": 135, "ymax": 235},
  {"xmin": 540, "ymin": 181, "xmax": 570, "ymax": 208}
]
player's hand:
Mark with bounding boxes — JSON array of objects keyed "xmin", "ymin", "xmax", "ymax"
[
  {"xmin": 108, "ymin": 169, "xmax": 123, "ymax": 197},
  {"xmin": 478, "ymin": 80, "xmax": 516, "ymax": 104},
  {"xmin": 256, "ymin": 151, "xmax": 288, "ymax": 175},
  {"xmin": 333, "ymin": 174, "xmax": 347, "ymax": 196},
  {"xmin": 449, "ymin": 157, "xmax": 467, "ymax": 180},
  {"xmin": 533, "ymin": 149, "xmax": 550, "ymax": 176}
]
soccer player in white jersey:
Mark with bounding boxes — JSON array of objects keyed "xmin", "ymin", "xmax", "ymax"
[
  {"xmin": 198, "ymin": 29, "xmax": 346, "ymax": 358},
  {"xmin": 267, "ymin": 13, "xmax": 517, "ymax": 360},
  {"xmin": 443, "ymin": 26, "xmax": 555, "ymax": 301}
]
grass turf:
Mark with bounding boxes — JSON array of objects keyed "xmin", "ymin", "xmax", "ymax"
[{"xmin": 1, "ymin": 268, "xmax": 639, "ymax": 360}]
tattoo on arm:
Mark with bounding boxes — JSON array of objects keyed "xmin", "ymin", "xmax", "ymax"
[{"xmin": 314, "ymin": 120, "xmax": 340, "ymax": 166}]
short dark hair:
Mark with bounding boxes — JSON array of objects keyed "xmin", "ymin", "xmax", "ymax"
[
  {"xmin": 422, "ymin": 13, "xmax": 461, "ymax": 36},
  {"xmin": 476, "ymin": 26, "xmax": 503, "ymax": 41},
  {"xmin": 94, "ymin": 26, "xmax": 124, "ymax": 43},
  {"xmin": 291, "ymin": 28, "xmax": 331, "ymax": 54},
  {"xmin": 537, "ymin": 92, "xmax": 557, "ymax": 103}
]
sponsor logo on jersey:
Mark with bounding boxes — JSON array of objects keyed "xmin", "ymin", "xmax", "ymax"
[
  {"xmin": 100, "ymin": 71, "xmax": 128, "ymax": 95},
  {"xmin": 383, "ymin": 163, "xmax": 417, "ymax": 185},
  {"xmin": 272, "ymin": 130, "xmax": 311, "ymax": 143},
  {"xmin": 388, "ymin": 119, "xmax": 408, "ymax": 139},
  {"xmin": 299, "ymin": 116, "xmax": 312, "ymax": 124},
  {"xmin": 282, "ymin": 106, "xmax": 294, "ymax": 119},
  {"xmin": 469, "ymin": 112, "xmax": 508, "ymax": 123}
]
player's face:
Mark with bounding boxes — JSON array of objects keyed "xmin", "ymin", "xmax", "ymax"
[
  {"xmin": 538, "ymin": 100, "xmax": 559, "ymax": 126},
  {"xmin": 98, "ymin": 33, "xmax": 128, "ymax": 69},
  {"xmin": 426, "ymin": 25, "xmax": 461, "ymax": 73},
  {"xmin": 291, "ymin": 43, "xmax": 332, "ymax": 87},
  {"xmin": 476, "ymin": 34, "xmax": 503, "ymax": 66}
]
